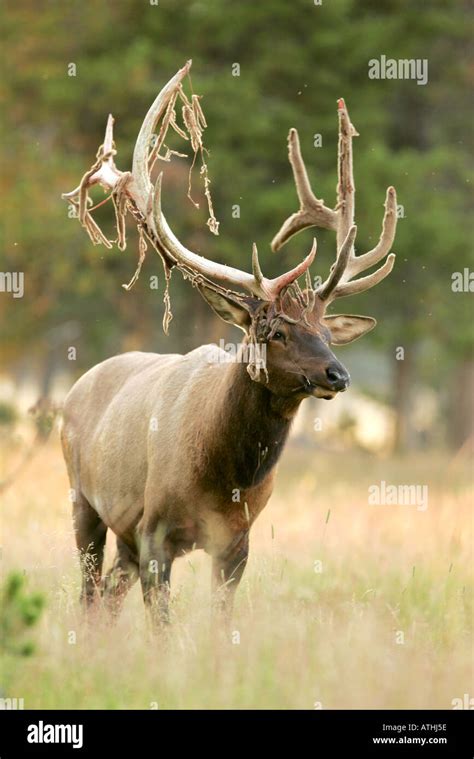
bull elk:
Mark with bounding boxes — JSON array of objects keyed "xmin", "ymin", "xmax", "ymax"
[{"xmin": 61, "ymin": 61, "xmax": 397, "ymax": 625}]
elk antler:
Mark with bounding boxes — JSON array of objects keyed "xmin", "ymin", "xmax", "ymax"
[
  {"xmin": 62, "ymin": 60, "xmax": 315, "ymax": 307},
  {"xmin": 272, "ymin": 98, "xmax": 397, "ymax": 302}
]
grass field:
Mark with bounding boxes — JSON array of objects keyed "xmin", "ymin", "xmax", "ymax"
[{"xmin": 1, "ymin": 437, "xmax": 472, "ymax": 710}]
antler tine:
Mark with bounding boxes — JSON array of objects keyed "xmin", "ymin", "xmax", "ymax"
[
  {"xmin": 335, "ymin": 98, "xmax": 358, "ymax": 251},
  {"xmin": 332, "ymin": 252, "xmax": 396, "ymax": 299},
  {"xmin": 252, "ymin": 238, "xmax": 317, "ymax": 298},
  {"xmin": 342, "ymin": 186, "xmax": 397, "ymax": 279},
  {"xmin": 131, "ymin": 60, "xmax": 192, "ymax": 217},
  {"xmin": 252, "ymin": 243, "xmax": 264, "ymax": 285},
  {"xmin": 318, "ymin": 225, "xmax": 356, "ymax": 301},
  {"xmin": 321, "ymin": 99, "xmax": 397, "ymax": 300},
  {"xmin": 61, "ymin": 114, "xmax": 119, "ymax": 202},
  {"xmin": 103, "ymin": 113, "xmax": 115, "ymax": 156},
  {"xmin": 271, "ymin": 128, "xmax": 337, "ymax": 252},
  {"xmin": 270, "ymin": 237, "xmax": 317, "ymax": 297}
]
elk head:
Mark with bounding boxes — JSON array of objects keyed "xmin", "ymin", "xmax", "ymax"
[
  {"xmin": 197, "ymin": 94, "xmax": 397, "ymax": 400},
  {"xmin": 62, "ymin": 62, "xmax": 397, "ymax": 402}
]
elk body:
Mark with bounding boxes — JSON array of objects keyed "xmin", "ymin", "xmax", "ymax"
[{"xmin": 61, "ymin": 62, "xmax": 397, "ymax": 623}]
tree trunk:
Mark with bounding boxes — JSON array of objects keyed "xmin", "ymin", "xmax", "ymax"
[
  {"xmin": 448, "ymin": 358, "xmax": 474, "ymax": 450},
  {"xmin": 392, "ymin": 345, "xmax": 415, "ymax": 452},
  {"xmin": 40, "ymin": 349, "xmax": 56, "ymax": 398}
]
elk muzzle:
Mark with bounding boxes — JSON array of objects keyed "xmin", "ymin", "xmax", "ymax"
[
  {"xmin": 305, "ymin": 356, "xmax": 350, "ymax": 399},
  {"xmin": 325, "ymin": 363, "xmax": 350, "ymax": 392}
]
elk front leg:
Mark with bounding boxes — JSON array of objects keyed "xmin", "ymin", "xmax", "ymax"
[
  {"xmin": 139, "ymin": 526, "xmax": 173, "ymax": 627},
  {"xmin": 212, "ymin": 531, "xmax": 249, "ymax": 624}
]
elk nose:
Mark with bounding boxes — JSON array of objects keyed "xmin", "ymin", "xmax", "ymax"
[{"xmin": 325, "ymin": 365, "xmax": 350, "ymax": 391}]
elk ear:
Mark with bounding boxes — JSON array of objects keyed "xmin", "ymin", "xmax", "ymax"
[
  {"xmin": 197, "ymin": 285, "xmax": 261, "ymax": 332},
  {"xmin": 323, "ymin": 314, "xmax": 376, "ymax": 345}
]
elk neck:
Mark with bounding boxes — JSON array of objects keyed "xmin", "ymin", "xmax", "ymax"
[{"xmin": 200, "ymin": 354, "xmax": 303, "ymax": 493}]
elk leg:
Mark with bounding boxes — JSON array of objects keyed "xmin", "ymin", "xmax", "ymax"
[
  {"xmin": 102, "ymin": 538, "xmax": 139, "ymax": 617},
  {"xmin": 212, "ymin": 531, "xmax": 249, "ymax": 624},
  {"xmin": 72, "ymin": 493, "xmax": 107, "ymax": 608},
  {"xmin": 138, "ymin": 528, "xmax": 173, "ymax": 626}
]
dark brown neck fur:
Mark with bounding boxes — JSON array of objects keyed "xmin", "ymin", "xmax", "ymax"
[{"xmin": 201, "ymin": 360, "xmax": 303, "ymax": 493}]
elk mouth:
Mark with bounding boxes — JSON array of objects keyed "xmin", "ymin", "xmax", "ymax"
[
  {"xmin": 297, "ymin": 377, "xmax": 339, "ymax": 400},
  {"xmin": 311, "ymin": 385, "xmax": 338, "ymax": 400}
]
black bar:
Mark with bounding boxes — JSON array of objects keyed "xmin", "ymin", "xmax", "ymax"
[{"xmin": 0, "ymin": 709, "xmax": 472, "ymax": 756}]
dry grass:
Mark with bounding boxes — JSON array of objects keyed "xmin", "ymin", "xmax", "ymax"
[{"xmin": 1, "ymin": 438, "xmax": 472, "ymax": 709}]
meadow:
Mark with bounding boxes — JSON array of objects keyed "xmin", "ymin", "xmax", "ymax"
[{"xmin": 1, "ymin": 437, "xmax": 472, "ymax": 710}]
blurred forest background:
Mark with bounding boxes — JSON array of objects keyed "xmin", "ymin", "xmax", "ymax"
[{"xmin": 1, "ymin": 0, "xmax": 473, "ymax": 453}]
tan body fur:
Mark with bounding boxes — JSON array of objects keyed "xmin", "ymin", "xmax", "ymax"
[
  {"xmin": 62, "ymin": 346, "xmax": 283, "ymax": 619},
  {"xmin": 63, "ymin": 346, "xmax": 276, "ymax": 554}
]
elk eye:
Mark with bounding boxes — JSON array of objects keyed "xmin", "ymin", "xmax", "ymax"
[{"xmin": 272, "ymin": 330, "xmax": 285, "ymax": 341}]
